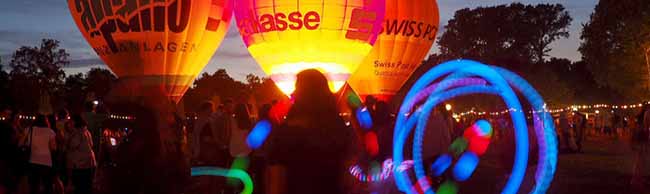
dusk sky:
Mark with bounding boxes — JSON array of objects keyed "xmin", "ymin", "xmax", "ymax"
[{"xmin": 0, "ymin": 0, "xmax": 598, "ymax": 81}]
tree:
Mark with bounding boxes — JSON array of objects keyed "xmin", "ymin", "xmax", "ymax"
[
  {"xmin": 251, "ymin": 78, "xmax": 287, "ymax": 105},
  {"xmin": 246, "ymin": 73, "xmax": 262, "ymax": 90},
  {"xmin": 8, "ymin": 39, "xmax": 69, "ymax": 112},
  {"xmin": 439, "ymin": 3, "xmax": 572, "ymax": 67},
  {"xmin": 183, "ymin": 69, "xmax": 248, "ymax": 111},
  {"xmin": 580, "ymin": 0, "xmax": 650, "ymax": 101},
  {"xmin": 63, "ymin": 73, "xmax": 87, "ymax": 112},
  {"xmin": 0, "ymin": 57, "xmax": 10, "ymax": 107},
  {"xmin": 524, "ymin": 4, "xmax": 573, "ymax": 63},
  {"xmin": 430, "ymin": 3, "xmax": 575, "ymax": 107},
  {"xmin": 9, "ymin": 39, "xmax": 68, "ymax": 94},
  {"xmin": 86, "ymin": 68, "xmax": 117, "ymax": 100}
]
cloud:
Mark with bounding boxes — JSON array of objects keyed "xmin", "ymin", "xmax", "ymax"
[{"xmin": 68, "ymin": 58, "xmax": 105, "ymax": 68}]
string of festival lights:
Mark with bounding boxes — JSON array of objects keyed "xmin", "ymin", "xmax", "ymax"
[{"xmin": 451, "ymin": 102, "xmax": 650, "ymax": 119}]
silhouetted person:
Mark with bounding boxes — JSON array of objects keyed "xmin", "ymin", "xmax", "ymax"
[
  {"xmin": 0, "ymin": 105, "xmax": 16, "ymax": 194},
  {"xmin": 231, "ymin": 102, "xmax": 252, "ymax": 158},
  {"xmin": 105, "ymin": 102, "xmax": 161, "ymax": 194},
  {"xmin": 573, "ymin": 112, "xmax": 587, "ymax": 153},
  {"xmin": 631, "ymin": 103, "xmax": 650, "ymax": 188},
  {"xmin": 265, "ymin": 69, "xmax": 358, "ymax": 194},
  {"xmin": 559, "ymin": 112, "xmax": 573, "ymax": 153},
  {"xmin": 375, "ymin": 101, "xmax": 394, "ymax": 160},
  {"xmin": 65, "ymin": 115, "xmax": 96, "ymax": 194},
  {"xmin": 28, "ymin": 115, "xmax": 56, "ymax": 194},
  {"xmin": 192, "ymin": 102, "xmax": 222, "ymax": 166}
]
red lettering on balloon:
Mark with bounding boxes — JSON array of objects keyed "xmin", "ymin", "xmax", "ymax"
[
  {"xmin": 237, "ymin": 11, "xmax": 322, "ymax": 36},
  {"xmin": 346, "ymin": 9, "xmax": 377, "ymax": 41},
  {"xmin": 288, "ymin": 12, "xmax": 304, "ymax": 30},
  {"xmin": 304, "ymin": 11, "xmax": 321, "ymax": 30}
]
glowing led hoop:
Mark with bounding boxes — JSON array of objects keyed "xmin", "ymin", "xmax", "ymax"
[
  {"xmin": 191, "ymin": 166, "xmax": 254, "ymax": 194},
  {"xmin": 348, "ymin": 159, "xmax": 416, "ymax": 183},
  {"xmin": 492, "ymin": 67, "xmax": 558, "ymax": 193},
  {"xmin": 392, "ymin": 60, "xmax": 557, "ymax": 194}
]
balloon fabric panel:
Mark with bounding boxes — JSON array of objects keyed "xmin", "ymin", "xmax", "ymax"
[
  {"xmin": 68, "ymin": 0, "xmax": 234, "ymax": 101},
  {"xmin": 348, "ymin": 0, "xmax": 439, "ymax": 101},
  {"xmin": 234, "ymin": 0, "xmax": 385, "ymax": 95}
]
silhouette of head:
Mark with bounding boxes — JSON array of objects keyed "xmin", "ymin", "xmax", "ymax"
[
  {"xmin": 235, "ymin": 103, "xmax": 252, "ymax": 129},
  {"xmin": 71, "ymin": 114, "xmax": 88, "ymax": 129},
  {"xmin": 198, "ymin": 101, "xmax": 214, "ymax": 115},
  {"xmin": 288, "ymin": 69, "xmax": 339, "ymax": 122},
  {"xmin": 34, "ymin": 114, "xmax": 50, "ymax": 128},
  {"xmin": 365, "ymin": 95, "xmax": 377, "ymax": 109}
]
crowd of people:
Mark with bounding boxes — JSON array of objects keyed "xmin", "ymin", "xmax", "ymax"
[
  {"xmin": 0, "ymin": 108, "xmax": 96, "ymax": 194},
  {"xmin": 1, "ymin": 69, "xmax": 650, "ymax": 194}
]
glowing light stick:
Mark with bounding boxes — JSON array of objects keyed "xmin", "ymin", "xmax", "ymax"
[
  {"xmin": 246, "ymin": 120, "xmax": 272, "ymax": 149},
  {"xmin": 191, "ymin": 166, "xmax": 253, "ymax": 194}
]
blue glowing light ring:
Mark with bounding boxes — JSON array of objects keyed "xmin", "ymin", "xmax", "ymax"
[
  {"xmin": 393, "ymin": 60, "xmax": 557, "ymax": 194},
  {"xmin": 394, "ymin": 60, "xmax": 529, "ymax": 194},
  {"xmin": 412, "ymin": 85, "xmax": 508, "ymax": 194},
  {"xmin": 410, "ymin": 64, "xmax": 529, "ymax": 194},
  {"xmin": 191, "ymin": 166, "xmax": 254, "ymax": 194},
  {"xmin": 492, "ymin": 67, "xmax": 558, "ymax": 193}
]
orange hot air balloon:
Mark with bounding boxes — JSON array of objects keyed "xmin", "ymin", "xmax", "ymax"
[
  {"xmin": 234, "ymin": 0, "xmax": 385, "ymax": 96},
  {"xmin": 68, "ymin": 0, "xmax": 233, "ymax": 102},
  {"xmin": 347, "ymin": 0, "xmax": 439, "ymax": 102}
]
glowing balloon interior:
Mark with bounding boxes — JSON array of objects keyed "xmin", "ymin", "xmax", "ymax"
[
  {"xmin": 393, "ymin": 60, "xmax": 558, "ymax": 194},
  {"xmin": 348, "ymin": 0, "xmax": 440, "ymax": 101},
  {"xmin": 234, "ymin": 0, "xmax": 385, "ymax": 95},
  {"xmin": 68, "ymin": 0, "xmax": 234, "ymax": 101}
]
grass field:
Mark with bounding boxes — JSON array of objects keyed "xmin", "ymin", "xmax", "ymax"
[{"xmin": 460, "ymin": 133, "xmax": 650, "ymax": 194}]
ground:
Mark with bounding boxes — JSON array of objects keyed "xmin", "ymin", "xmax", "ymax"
[{"xmin": 462, "ymin": 132, "xmax": 649, "ymax": 194}]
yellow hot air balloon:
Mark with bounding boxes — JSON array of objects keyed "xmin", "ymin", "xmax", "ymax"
[
  {"xmin": 234, "ymin": 0, "xmax": 385, "ymax": 96},
  {"xmin": 348, "ymin": 0, "xmax": 439, "ymax": 102},
  {"xmin": 68, "ymin": 0, "xmax": 233, "ymax": 102}
]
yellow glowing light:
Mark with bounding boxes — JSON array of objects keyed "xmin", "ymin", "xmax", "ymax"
[{"xmin": 445, "ymin": 104, "xmax": 452, "ymax": 111}]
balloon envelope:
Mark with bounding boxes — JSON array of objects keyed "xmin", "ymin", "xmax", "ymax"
[
  {"xmin": 68, "ymin": 0, "xmax": 234, "ymax": 102},
  {"xmin": 234, "ymin": 0, "xmax": 385, "ymax": 96},
  {"xmin": 348, "ymin": 0, "xmax": 439, "ymax": 102}
]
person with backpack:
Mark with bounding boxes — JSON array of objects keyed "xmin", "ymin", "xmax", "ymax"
[{"xmin": 27, "ymin": 115, "xmax": 57, "ymax": 194}]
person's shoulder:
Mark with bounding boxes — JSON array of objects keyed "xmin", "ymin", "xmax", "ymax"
[
  {"xmin": 35, "ymin": 127, "xmax": 56, "ymax": 135},
  {"xmin": 46, "ymin": 127, "xmax": 56, "ymax": 134}
]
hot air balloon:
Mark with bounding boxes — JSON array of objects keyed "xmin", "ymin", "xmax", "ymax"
[
  {"xmin": 234, "ymin": 0, "xmax": 385, "ymax": 96},
  {"xmin": 68, "ymin": 0, "xmax": 233, "ymax": 102},
  {"xmin": 347, "ymin": 0, "xmax": 440, "ymax": 102}
]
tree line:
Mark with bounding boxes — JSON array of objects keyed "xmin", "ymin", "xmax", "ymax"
[
  {"xmin": 0, "ymin": 39, "xmax": 285, "ymax": 114},
  {"xmin": 399, "ymin": 1, "xmax": 649, "ymax": 110}
]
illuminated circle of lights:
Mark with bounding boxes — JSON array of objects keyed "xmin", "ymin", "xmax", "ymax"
[
  {"xmin": 191, "ymin": 166, "xmax": 254, "ymax": 194},
  {"xmin": 349, "ymin": 159, "xmax": 393, "ymax": 183},
  {"xmin": 348, "ymin": 159, "xmax": 416, "ymax": 183},
  {"xmin": 392, "ymin": 60, "xmax": 558, "ymax": 194}
]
